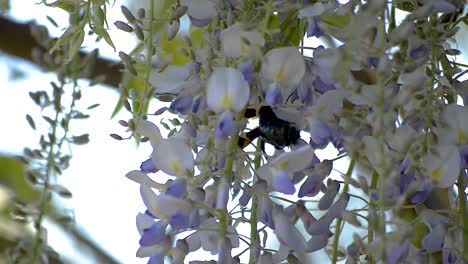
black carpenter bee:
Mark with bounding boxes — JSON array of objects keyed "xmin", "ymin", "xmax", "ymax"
[{"xmin": 238, "ymin": 105, "xmax": 300, "ymax": 150}]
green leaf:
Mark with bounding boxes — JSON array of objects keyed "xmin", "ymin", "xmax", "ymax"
[
  {"xmin": 91, "ymin": 26, "xmax": 115, "ymax": 51},
  {"xmin": 321, "ymin": 14, "xmax": 350, "ymax": 28},
  {"xmin": 0, "ymin": 156, "xmax": 40, "ymax": 203},
  {"xmin": 50, "ymin": 25, "xmax": 80, "ymax": 55},
  {"xmin": 42, "ymin": 0, "xmax": 84, "ymax": 13},
  {"xmin": 87, "ymin": 103, "xmax": 100, "ymax": 110},
  {"xmin": 26, "ymin": 115, "xmax": 36, "ymax": 130},
  {"xmin": 66, "ymin": 29, "xmax": 85, "ymax": 63},
  {"xmin": 71, "ymin": 134, "xmax": 90, "ymax": 145}
]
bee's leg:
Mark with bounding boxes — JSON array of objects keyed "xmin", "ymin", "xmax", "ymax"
[
  {"xmin": 260, "ymin": 140, "xmax": 266, "ymax": 153},
  {"xmin": 238, "ymin": 127, "xmax": 260, "ymax": 149}
]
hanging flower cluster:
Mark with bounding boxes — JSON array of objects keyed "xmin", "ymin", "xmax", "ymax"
[{"xmin": 108, "ymin": 0, "xmax": 468, "ymax": 263}]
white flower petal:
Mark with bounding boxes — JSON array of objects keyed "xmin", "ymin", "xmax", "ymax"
[
  {"xmin": 136, "ymin": 213, "xmax": 155, "ymax": 235},
  {"xmin": 136, "ymin": 120, "xmax": 162, "ymax": 145},
  {"xmin": 126, "ymin": 170, "xmax": 166, "ymax": 190},
  {"xmin": 136, "ymin": 242, "xmax": 170, "ymax": 258},
  {"xmin": 140, "ymin": 184, "xmax": 163, "ymax": 218},
  {"xmin": 271, "ymin": 144, "xmax": 315, "ymax": 173},
  {"xmin": 273, "ymin": 209, "xmax": 307, "ymax": 251},
  {"xmin": 150, "ymin": 65, "xmax": 192, "ymax": 94},
  {"xmin": 152, "ymin": 138, "xmax": 194, "ymax": 177},
  {"xmin": 423, "ymin": 145, "xmax": 460, "ymax": 188},
  {"xmin": 206, "ymin": 67, "xmax": 250, "ymax": 113},
  {"xmin": 220, "ymin": 23, "xmax": 264, "ymax": 58},
  {"xmin": 298, "ymin": 3, "xmax": 326, "ymax": 18},
  {"xmin": 261, "ymin": 47, "xmax": 305, "ymax": 87},
  {"xmin": 440, "ymin": 104, "xmax": 468, "ymax": 144},
  {"xmin": 155, "ymin": 193, "xmax": 191, "ymax": 217},
  {"xmin": 182, "ymin": 0, "xmax": 217, "ymax": 21}
]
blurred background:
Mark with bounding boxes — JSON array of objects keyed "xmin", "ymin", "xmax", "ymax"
[{"xmin": 0, "ymin": 0, "xmax": 152, "ymax": 263}]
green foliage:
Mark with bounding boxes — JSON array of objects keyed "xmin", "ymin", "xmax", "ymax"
[{"xmin": 0, "ymin": 156, "xmax": 40, "ymax": 203}]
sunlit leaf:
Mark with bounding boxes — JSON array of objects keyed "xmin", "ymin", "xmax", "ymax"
[
  {"xmin": 42, "ymin": 0, "xmax": 84, "ymax": 13},
  {"xmin": 0, "ymin": 156, "xmax": 40, "ymax": 203}
]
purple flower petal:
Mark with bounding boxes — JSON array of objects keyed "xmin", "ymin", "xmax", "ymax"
[
  {"xmin": 306, "ymin": 16, "xmax": 324, "ymax": 38},
  {"xmin": 409, "ymin": 45, "xmax": 429, "ymax": 59},
  {"xmin": 347, "ymin": 242, "xmax": 360, "ymax": 258},
  {"xmin": 258, "ymin": 197, "xmax": 275, "ymax": 229},
  {"xmin": 166, "ymin": 179, "xmax": 187, "ymax": 198},
  {"xmin": 216, "ymin": 179, "xmax": 229, "ymax": 209},
  {"xmin": 218, "ymin": 238, "xmax": 233, "ymax": 263},
  {"xmin": 411, "ymin": 181, "xmax": 431, "ymax": 204},
  {"xmin": 306, "ymin": 233, "xmax": 328, "ymax": 252},
  {"xmin": 298, "ymin": 175, "xmax": 322, "ymax": 197},
  {"xmin": 140, "ymin": 158, "xmax": 159, "ymax": 173},
  {"xmin": 306, "ymin": 215, "xmax": 333, "ymax": 235},
  {"xmin": 422, "ymin": 224, "xmax": 447, "ymax": 253},
  {"xmin": 215, "ymin": 111, "xmax": 238, "ymax": 138},
  {"xmin": 399, "ymin": 157, "xmax": 414, "ymax": 194},
  {"xmin": 318, "ymin": 180, "xmax": 340, "ymax": 210},
  {"xmin": 189, "ymin": 16, "xmax": 212, "ymax": 27},
  {"xmin": 309, "ymin": 119, "xmax": 333, "ymax": 149},
  {"xmin": 313, "ymin": 77, "xmax": 336, "ymax": 93},
  {"xmin": 148, "ymin": 255, "xmax": 164, "ymax": 264},
  {"xmin": 386, "ymin": 241, "xmax": 409, "ymax": 264},
  {"xmin": 367, "ymin": 57, "xmax": 379, "ymax": 68},
  {"xmin": 459, "ymin": 144, "xmax": 468, "ymax": 168},
  {"xmin": 265, "ymin": 83, "xmax": 283, "ymax": 106},
  {"xmin": 273, "ymin": 170, "xmax": 295, "ymax": 195},
  {"xmin": 170, "ymin": 95, "xmax": 193, "ymax": 115},
  {"xmin": 299, "ymin": 81, "xmax": 313, "ymax": 106},
  {"xmin": 273, "ymin": 209, "xmax": 307, "ymax": 251},
  {"xmin": 191, "ymin": 95, "xmax": 202, "ymax": 113},
  {"xmin": 239, "ymin": 189, "xmax": 252, "ymax": 207},
  {"xmin": 238, "ymin": 60, "xmax": 254, "ymax": 84},
  {"xmin": 170, "ymin": 212, "xmax": 190, "ymax": 231},
  {"xmin": 329, "ymin": 192, "xmax": 350, "ymax": 218},
  {"xmin": 139, "ymin": 222, "xmax": 166, "ymax": 246},
  {"xmin": 443, "ymin": 249, "xmax": 458, "ymax": 264}
]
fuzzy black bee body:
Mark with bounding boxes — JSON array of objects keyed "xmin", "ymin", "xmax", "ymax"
[
  {"xmin": 239, "ymin": 106, "xmax": 300, "ymax": 149},
  {"xmin": 258, "ymin": 106, "xmax": 300, "ymax": 149}
]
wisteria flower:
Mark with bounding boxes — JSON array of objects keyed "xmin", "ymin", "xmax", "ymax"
[
  {"xmin": 150, "ymin": 137, "xmax": 194, "ymax": 177},
  {"xmin": 181, "ymin": 0, "xmax": 217, "ymax": 27},
  {"xmin": 206, "ymin": 67, "xmax": 250, "ymax": 113},
  {"xmin": 422, "ymin": 145, "xmax": 460, "ymax": 188},
  {"xmin": 261, "ymin": 47, "xmax": 306, "ymax": 94},
  {"xmin": 220, "ymin": 22, "xmax": 264, "ymax": 58},
  {"xmin": 150, "ymin": 64, "xmax": 197, "ymax": 95},
  {"xmin": 298, "ymin": 2, "xmax": 335, "ymax": 38},
  {"xmin": 258, "ymin": 145, "xmax": 315, "ymax": 194}
]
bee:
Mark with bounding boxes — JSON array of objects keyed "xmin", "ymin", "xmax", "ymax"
[{"xmin": 238, "ymin": 105, "xmax": 300, "ymax": 150}]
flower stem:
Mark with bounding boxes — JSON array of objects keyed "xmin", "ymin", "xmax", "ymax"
[
  {"xmin": 249, "ymin": 139, "xmax": 263, "ymax": 264},
  {"xmin": 137, "ymin": 0, "xmax": 155, "ymax": 119},
  {"xmin": 219, "ymin": 133, "xmax": 239, "ymax": 255},
  {"xmin": 368, "ymin": 169, "xmax": 378, "ymax": 264},
  {"xmin": 332, "ymin": 159, "xmax": 354, "ymax": 263},
  {"xmin": 458, "ymin": 171, "xmax": 468, "ymax": 261},
  {"xmin": 30, "ymin": 89, "xmax": 62, "ymax": 264}
]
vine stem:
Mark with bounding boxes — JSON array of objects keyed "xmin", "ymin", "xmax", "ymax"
[
  {"xmin": 248, "ymin": 139, "xmax": 262, "ymax": 264},
  {"xmin": 30, "ymin": 85, "xmax": 63, "ymax": 264},
  {"xmin": 368, "ymin": 169, "xmax": 378, "ymax": 264},
  {"xmin": 331, "ymin": 159, "xmax": 355, "ymax": 263},
  {"xmin": 375, "ymin": 6, "xmax": 388, "ymax": 262},
  {"xmin": 458, "ymin": 171, "xmax": 468, "ymax": 260},
  {"xmin": 138, "ymin": 0, "xmax": 156, "ymax": 120},
  {"xmin": 219, "ymin": 132, "xmax": 239, "ymax": 259}
]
